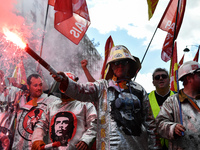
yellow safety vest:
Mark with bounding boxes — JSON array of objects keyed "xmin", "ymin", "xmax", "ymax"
[{"xmin": 148, "ymin": 90, "xmax": 174, "ymax": 148}]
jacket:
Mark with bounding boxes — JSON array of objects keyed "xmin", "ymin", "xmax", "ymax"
[
  {"xmin": 32, "ymin": 99, "xmax": 97, "ymax": 150},
  {"xmin": 156, "ymin": 89, "xmax": 200, "ymax": 150},
  {"xmin": 62, "ymin": 78, "xmax": 155, "ymax": 150},
  {"xmin": 12, "ymin": 93, "xmax": 58, "ymax": 150}
]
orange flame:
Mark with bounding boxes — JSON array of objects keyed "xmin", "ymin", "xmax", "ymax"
[{"xmin": 3, "ymin": 27, "xmax": 26, "ymax": 49}]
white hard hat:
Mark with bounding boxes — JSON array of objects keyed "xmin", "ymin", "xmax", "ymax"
[{"xmin": 178, "ymin": 61, "xmax": 200, "ymax": 81}]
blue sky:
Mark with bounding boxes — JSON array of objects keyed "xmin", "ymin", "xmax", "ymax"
[{"xmin": 85, "ymin": 0, "xmax": 200, "ymax": 93}]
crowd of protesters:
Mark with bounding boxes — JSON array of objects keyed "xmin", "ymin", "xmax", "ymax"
[{"xmin": 0, "ymin": 43, "xmax": 200, "ymax": 150}]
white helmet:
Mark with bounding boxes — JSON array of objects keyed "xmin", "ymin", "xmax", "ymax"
[{"xmin": 178, "ymin": 61, "xmax": 200, "ymax": 81}]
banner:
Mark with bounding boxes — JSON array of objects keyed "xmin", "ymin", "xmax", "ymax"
[
  {"xmin": 52, "ymin": 0, "xmax": 91, "ymax": 45},
  {"xmin": 193, "ymin": 45, "xmax": 200, "ymax": 62},
  {"xmin": 158, "ymin": 0, "xmax": 186, "ymax": 62},
  {"xmin": 48, "ymin": 0, "xmax": 55, "ymax": 6},
  {"xmin": 101, "ymin": 36, "xmax": 114, "ymax": 79},
  {"xmin": 170, "ymin": 41, "xmax": 178, "ymax": 92},
  {"xmin": 147, "ymin": 0, "xmax": 159, "ymax": 20}
]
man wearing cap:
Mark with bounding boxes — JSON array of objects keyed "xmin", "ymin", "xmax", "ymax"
[
  {"xmin": 148, "ymin": 68, "xmax": 174, "ymax": 150},
  {"xmin": 156, "ymin": 61, "xmax": 200, "ymax": 150},
  {"xmin": 51, "ymin": 45, "xmax": 155, "ymax": 150}
]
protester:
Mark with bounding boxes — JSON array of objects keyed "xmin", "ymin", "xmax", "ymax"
[
  {"xmin": 12, "ymin": 74, "xmax": 59, "ymax": 150},
  {"xmin": 0, "ymin": 70, "xmax": 27, "ymax": 150},
  {"xmin": 156, "ymin": 61, "xmax": 200, "ymax": 150},
  {"xmin": 81, "ymin": 59, "xmax": 96, "ymax": 82},
  {"xmin": 31, "ymin": 72, "xmax": 97, "ymax": 150},
  {"xmin": 148, "ymin": 68, "xmax": 174, "ymax": 150},
  {"xmin": 51, "ymin": 45, "xmax": 155, "ymax": 150}
]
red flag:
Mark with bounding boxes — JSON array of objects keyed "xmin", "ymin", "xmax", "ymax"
[
  {"xmin": 12, "ymin": 59, "xmax": 27, "ymax": 85},
  {"xmin": 178, "ymin": 54, "xmax": 184, "ymax": 68},
  {"xmin": 158, "ymin": 0, "xmax": 186, "ymax": 62},
  {"xmin": 193, "ymin": 45, "xmax": 200, "ymax": 62},
  {"xmin": 101, "ymin": 36, "xmax": 114, "ymax": 79},
  {"xmin": 48, "ymin": 0, "xmax": 55, "ymax": 6},
  {"xmin": 52, "ymin": 0, "xmax": 90, "ymax": 45},
  {"xmin": 170, "ymin": 41, "xmax": 178, "ymax": 92},
  {"xmin": 147, "ymin": 0, "xmax": 159, "ymax": 20}
]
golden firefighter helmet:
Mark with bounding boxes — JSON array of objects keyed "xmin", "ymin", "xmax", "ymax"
[{"xmin": 105, "ymin": 45, "xmax": 141, "ymax": 80}]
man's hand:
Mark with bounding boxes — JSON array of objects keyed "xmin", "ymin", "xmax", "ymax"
[
  {"xmin": 75, "ymin": 141, "xmax": 89, "ymax": 150},
  {"xmin": 51, "ymin": 72, "xmax": 69, "ymax": 92},
  {"xmin": 81, "ymin": 59, "xmax": 88, "ymax": 70},
  {"xmin": 174, "ymin": 123, "xmax": 185, "ymax": 137}
]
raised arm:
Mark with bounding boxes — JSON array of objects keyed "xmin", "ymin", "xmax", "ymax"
[{"xmin": 81, "ymin": 59, "xmax": 96, "ymax": 82}]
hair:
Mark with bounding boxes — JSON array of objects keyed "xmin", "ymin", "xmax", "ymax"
[
  {"xmin": 152, "ymin": 68, "xmax": 169, "ymax": 80},
  {"xmin": 50, "ymin": 111, "xmax": 75, "ymax": 145},
  {"xmin": 27, "ymin": 74, "xmax": 42, "ymax": 85}
]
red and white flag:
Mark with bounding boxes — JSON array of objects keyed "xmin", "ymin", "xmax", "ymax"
[
  {"xmin": 178, "ymin": 54, "xmax": 184, "ymax": 68},
  {"xmin": 193, "ymin": 45, "xmax": 200, "ymax": 62},
  {"xmin": 50, "ymin": 0, "xmax": 91, "ymax": 45},
  {"xmin": 101, "ymin": 36, "xmax": 114, "ymax": 79},
  {"xmin": 147, "ymin": 0, "xmax": 159, "ymax": 20},
  {"xmin": 158, "ymin": 0, "xmax": 186, "ymax": 62}
]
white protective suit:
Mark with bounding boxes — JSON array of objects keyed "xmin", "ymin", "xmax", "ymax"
[
  {"xmin": 156, "ymin": 89, "xmax": 200, "ymax": 150},
  {"xmin": 61, "ymin": 78, "xmax": 155, "ymax": 150},
  {"xmin": 12, "ymin": 93, "xmax": 58, "ymax": 150},
  {"xmin": 32, "ymin": 99, "xmax": 97, "ymax": 150}
]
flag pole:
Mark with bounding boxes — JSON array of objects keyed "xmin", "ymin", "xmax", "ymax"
[
  {"xmin": 37, "ymin": 2, "xmax": 50, "ymax": 71},
  {"xmin": 141, "ymin": 27, "xmax": 158, "ymax": 64},
  {"xmin": 133, "ymin": 27, "xmax": 158, "ymax": 81},
  {"xmin": 172, "ymin": 0, "xmax": 184, "ymax": 136}
]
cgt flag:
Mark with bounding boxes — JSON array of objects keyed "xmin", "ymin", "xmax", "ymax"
[
  {"xmin": 170, "ymin": 41, "xmax": 178, "ymax": 92},
  {"xmin": 50, "ymin": 0, "xmax": 91, "ymax": 45},
  {"xmin": 101, "ymin": 36, "xmax": 114, "ymax": 79},
  {"xmin": 147, "ymin": 0, "xmax": 159, "ymax": 20},
  {"xmin": 193, "ymin": 45, "xmax": 200, "ymax": 62},
  {"xmin": 158, "ymin": 0, "xmax": 186, "ymax": 62}
]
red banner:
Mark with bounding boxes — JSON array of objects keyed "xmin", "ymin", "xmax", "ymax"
[
  {"xmin": 48, "ymin": 0, "xmax": 55, "ymax": 6},
  {"xmin": 193, "ymin": 45, "xmax": 200, "ymax": 62},
  {"xmin": 170, "ymin": 41, "xmax": 178, "ymax": 92},
  {"xmin": 53, "ymin": 0, "xmax": 90, "ymax": 45},
  {"xmin": 101, "ymin": 36, "xmax": 114, "ymax": 79},
  {"xmin": 158, "ymin": 0, "xmax": 186, "ymax": 62},
  {"xmin": 147, "ymin": 0, "xmax": 159, "ymax": 20}
]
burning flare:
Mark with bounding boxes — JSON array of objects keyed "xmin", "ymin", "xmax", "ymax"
[{"xmin": 3, "ymin": 27, "xmax": 26, "ymax": 49}]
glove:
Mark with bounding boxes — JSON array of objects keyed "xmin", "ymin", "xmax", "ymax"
[{"xmin": 31, "ymin": 140, "xmax": 45, "ymax": 150}]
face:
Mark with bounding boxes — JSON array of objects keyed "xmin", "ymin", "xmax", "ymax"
[
  {"xmin": 55, "ymin": 117, "xmax": 69, "ymax": 137},
  {"xmin": 191, "ymin": 71, "xmax": 200, "ymax": 93},
  {"xmin": 111, "ymin": 60, "xmax": 130, "ymax": 79},
  {"xmin": 28, "ymin": 77, "xmax": 43, "ymax": 98},
  {"xmin": 153, "ymin": 71, "xmax": 170, "ymax": 90}
]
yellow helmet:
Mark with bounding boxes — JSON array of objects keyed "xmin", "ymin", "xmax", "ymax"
[{"xmin": 105, "ymin": 45, "xmax": 141, "ymax": 80}]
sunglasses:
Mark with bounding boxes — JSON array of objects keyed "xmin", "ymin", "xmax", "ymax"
[
  {"xmin": 154, "ymin": 74, "xmax": 168, "ymax": 80},
  {"xmin": 114, "ymin": 60, "xmax": 129, "ymax": 66}
]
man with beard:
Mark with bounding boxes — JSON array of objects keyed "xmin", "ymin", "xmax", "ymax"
[
  {"xmin": 148, "ymin": 68, "xmax": 174, "ymax": 150},
  {"xmin": 12, "ymin": 74, "xmax": 58, "ymax": 150}
]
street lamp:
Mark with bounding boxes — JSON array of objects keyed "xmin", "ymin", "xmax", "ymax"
[{"xmin": 183, "ymin": 45, "xmax": 199, "ymax": 52}]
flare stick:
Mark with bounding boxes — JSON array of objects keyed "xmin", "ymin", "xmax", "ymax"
[{"xmin": 24, "ymin": 45, "xmax": 60, "ymax": 77}]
